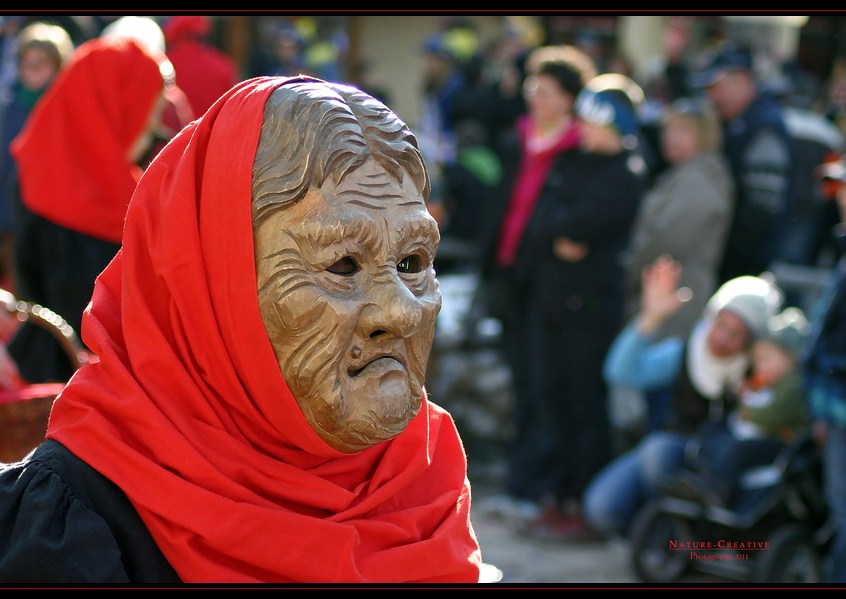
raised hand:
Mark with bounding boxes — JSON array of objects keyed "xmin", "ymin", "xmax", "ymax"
[{"xmin": 636, "ymin": 255, "xmax": 690, "ymax": 334}]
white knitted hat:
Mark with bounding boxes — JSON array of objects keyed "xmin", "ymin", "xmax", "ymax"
[{"xmin": 705, "ymin": 274, "xmax": 783, "ymax": 340}]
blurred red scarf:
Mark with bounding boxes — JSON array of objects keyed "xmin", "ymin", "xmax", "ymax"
[
  {"xmin": 162, "ymin": 15, "xmax": 237, "ymax": 127},
  {"xmin": 11, "ymin": 36, "xmax": 165, "ymax": 244},
  {"xmin": 46, "ymin": 76, "xmax": 481, "ymax": 583},
  {"xmin": 495, "ymin": 114, "xmax": 581, "ymax": 267}
]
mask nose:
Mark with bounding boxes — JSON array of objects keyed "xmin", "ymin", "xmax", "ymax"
[{"xmin": 358, "ymin": 272, "xmax": 422, "ymax": 340}]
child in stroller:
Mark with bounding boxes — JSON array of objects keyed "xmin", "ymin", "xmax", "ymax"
[{"xmin": 628, "ymin": 307, "xmax": 832, "ymax": 583}]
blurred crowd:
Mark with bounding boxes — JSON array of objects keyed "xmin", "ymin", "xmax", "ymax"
[
  {"xmin": 0, "ymin": 13, "xmax": 844, "ymax": 584},
  {"xmin": 408, "ymin": 16, "xmax": 846, "ymax": 585}
]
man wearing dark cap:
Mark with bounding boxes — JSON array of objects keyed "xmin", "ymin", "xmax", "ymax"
[
  {"xmin": 802, "ymin": 154, "xmax": 846, "ymax": 583},
  {"xmin": 692, "ymin": 41, "xmax": 795, "ymax": 285}
]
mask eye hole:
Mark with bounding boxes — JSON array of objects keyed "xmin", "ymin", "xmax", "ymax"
[
  {"xmin": 327, "ymin": 256, "xmax": 359, "ymax": 276},
  {"xmin": 397, "ymin": 255, "xmax": 423, "ymax": 274}
]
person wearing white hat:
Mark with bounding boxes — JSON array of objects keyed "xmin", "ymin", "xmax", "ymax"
[
  {"xmin": 581, "ymin": 254, "xmax": 782, "ymax": 540},
  {"xmin": 673, "ymin": 306, "xmax": 810, "ymax": 508}
]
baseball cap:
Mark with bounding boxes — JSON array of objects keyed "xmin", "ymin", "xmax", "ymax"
[
  {"xmin": 690, "ymin": 42, "xmax": 753, "ymax": 88},
  {"xmin": 574, "ymin": 73, "xmax": 642, "ymax": 139}
]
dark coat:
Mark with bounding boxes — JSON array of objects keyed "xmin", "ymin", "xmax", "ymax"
[
  {"xmin": 480, "ymin": 125, "xmax": 647, "ymax": 502},
  {"xmin": 514, "ymin": 146, "xmax": 646, "ymax": 335},
  {"xmin": 718, "ymin": 91, "xmax": 795, "ymax": 282},
  {"xmin": 0, "ymin": 440, "xmax": 180, "ymax": 583}
]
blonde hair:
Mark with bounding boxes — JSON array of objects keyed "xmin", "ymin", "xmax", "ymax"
[
  {"xmin": 662, "ymin": 97, "xmax": 723, "ymax": 154},
  {"xmin": 17, "ymin": 22, "xmax": 74, "ymax": 71}
]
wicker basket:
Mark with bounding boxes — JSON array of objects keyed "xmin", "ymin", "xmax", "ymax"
[
  {"xmin": 0, "ymin": 289, "xmax": 92, "ymax": 463},
  {"xmin": 0, "ymin": 383, "xmax": 67, "ymax": 462}
]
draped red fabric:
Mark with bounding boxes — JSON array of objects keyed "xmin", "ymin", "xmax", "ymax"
[
  {"xmin": 45, "ymin": 76, "xmax": 482, "ymax": 583},
  {"xmin": 11, "ymin": 36, "xmax": 165, "ymax": 244}
]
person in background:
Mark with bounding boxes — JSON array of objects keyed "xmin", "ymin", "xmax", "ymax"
[
  {"xmin": 246, "ymin": 20, "xmax": 305, "ymax": 79},
  {"xmin": 581, "ymin": 256, "xmax": 782, "ymax": 540},
  {"xmin": 802, "ymin": 153, "xmax": 846, "ymax": 583},
  {"xmin": 611, "ymin": 96, "xmax": 734, "ymax": 449},
  {"xmin": 475, "ymin": 44, "xmax": 597, "ymax": 523},
  {"xmin": 99, "ymin": 16, "xmax": 193, "ymax": 165},
  {"xmin": 637, "ymin": 16, "xmax": 697, "ymax": 179},
  {"xmin": 415, "ymin": 23, "xmax": 479, "ymax": 228},
  {"xmin": 623, "ymin": 96, "xmax": 734, "ymax": 341},
  {"xmin": 640, "ymin": 16, "xmax": 696, "ymax": 109},
  {"xmin": 820, "ymin": 57, "xmax": 846, "ymax": 137},
  {"xmin": 161, "ymin": 15, "xmax": 238, "ymax": 136},
  {"xmin": 0, "ymin": 21, "xmax": 73, "ymax": 291},
  {"xmin": 0, "ymin": 16, "xmax": 26, "ymax": 98},
  {"xmin": 514, "ymin": 72, "xmax": 648, "ymax": 541},
  {"xmin": 690, "ymin": 41, "xmax": 795, "ymax": 286},
  {"xmin": 474, "ymin": 17, "xmax": 536, "ymax": 149},
  {"xmin": 436, "ymin": 118, "xmax": 503, "ymax": 274},
  {"xmin": 7, "ymin": 29, "xmax": 173, "ymax": 384},
  {"xmin": 0, "ymin": 76, "xmax": 482, "ymax": 584},
  {"xmin": 780, "ymin": 103, "xmax": 845, "ymax": 269},
  {"xmin": 674, "ymin": 306, "xmax": 809, "ymax": 507}
]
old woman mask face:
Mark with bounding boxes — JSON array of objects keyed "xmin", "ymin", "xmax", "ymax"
[{"xmin": 252, "ymin": 82, "xmax": 442, "ymax": 454}]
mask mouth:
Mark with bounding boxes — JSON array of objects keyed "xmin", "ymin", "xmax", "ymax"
[{"xmin": 348, "ymin": 355, "xmax": 404, "ymax": 378}]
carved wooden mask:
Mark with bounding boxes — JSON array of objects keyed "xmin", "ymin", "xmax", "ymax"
[{"xmin": 252, "ymin": 81, "xmax": 441, "ymax": 454}]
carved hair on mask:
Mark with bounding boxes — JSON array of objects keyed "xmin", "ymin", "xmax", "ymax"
[
  {"xmin": 251, "ymin": 80, "xmax": 431, "ymax": 221},
  {"xmin": 252, "ymin": 80, "xmax": 442, "ymax": 453}
]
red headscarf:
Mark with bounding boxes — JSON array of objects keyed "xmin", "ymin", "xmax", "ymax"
[
  {"xmin": 11, "ymin": 36, "xmax": 166, "ymax": 244},
  {"xmin": 45, "ymin": 76, "xmax": 482, "ymax": 583}
]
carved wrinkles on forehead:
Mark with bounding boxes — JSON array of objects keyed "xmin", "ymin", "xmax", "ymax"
[{"xmin": 335, "ymin": 169, "xmax": 424, "ymax": 210}]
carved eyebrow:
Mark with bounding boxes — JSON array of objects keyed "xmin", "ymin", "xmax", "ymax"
[
  {"xmin": 296, "ymin": 213, "xmax": 437, "ymax": 257},
  {"xmin": 300, "ymin": 218, "xmax": 380, "ymax": 250},
  {"xmin": 400, "ymin": 215, "xmax": 440, "ymax": 242}
]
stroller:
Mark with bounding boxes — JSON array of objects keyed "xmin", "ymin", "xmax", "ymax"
[{"xmin": 628, "ymin": 429, "xmax": 833, "ymax": 583}]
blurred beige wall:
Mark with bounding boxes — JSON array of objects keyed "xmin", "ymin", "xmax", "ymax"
[{"xmin": 355, "ymin": 15, "xmax": 502, "ymax": 129}]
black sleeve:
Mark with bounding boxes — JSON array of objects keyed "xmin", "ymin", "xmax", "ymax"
[{"xmin": 0, "ymin": 440, "xmax": 180, "ymax": 583}]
